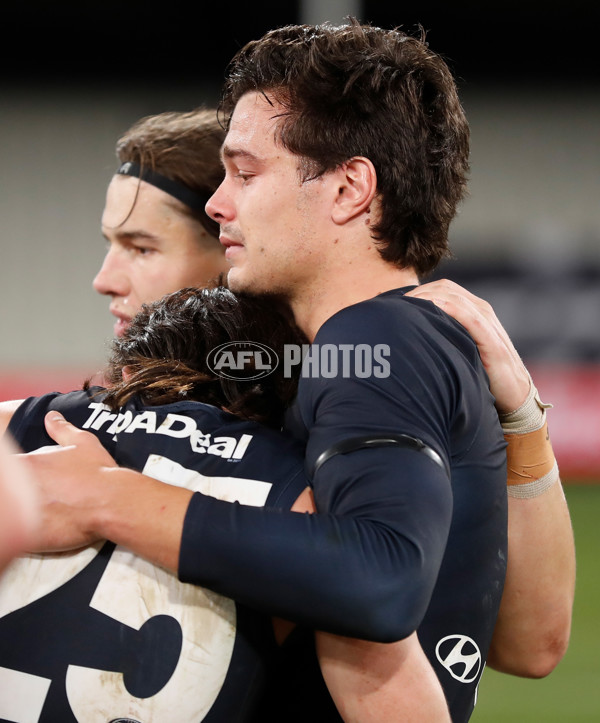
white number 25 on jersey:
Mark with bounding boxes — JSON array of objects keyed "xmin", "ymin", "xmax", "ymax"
[{"xmin": 0, "ymin": 455, "xmax": 272, "ymax": 723}]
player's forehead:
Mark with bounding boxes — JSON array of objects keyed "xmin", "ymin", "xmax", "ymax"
[
  {"xmin": 101, "ymin": 175, "xmax": 183, "ymax": 233},
  {"xmin": 223, "ymin": 92, "xmax": 286, "ymax": 163}
]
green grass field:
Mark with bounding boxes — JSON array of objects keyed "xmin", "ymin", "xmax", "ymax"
[{"xmin": 471, "ymin": 484, "xmax": 600, "ymax": 722}]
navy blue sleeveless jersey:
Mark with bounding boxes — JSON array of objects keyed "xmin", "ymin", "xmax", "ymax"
[
  {"xmin": 2, "ymin": 390, "xmax": 307, "ymax": 723},
  {"xmin": 176, "ymin": 288, "xmax": 508, "ymax": 723}
]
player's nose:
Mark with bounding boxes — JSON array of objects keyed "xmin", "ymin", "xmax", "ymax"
[
  {"xmin": 93, "ymin": 248, "xmax": 129, "ymax": 298},
  {"xmin": 205, "ymin": 181, "xmax": 234, "ymax": 225}
]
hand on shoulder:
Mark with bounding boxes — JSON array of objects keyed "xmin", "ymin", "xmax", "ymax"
[{"xmin": 407, "ymin": 279, "xmax": 530, "ymax": 412}]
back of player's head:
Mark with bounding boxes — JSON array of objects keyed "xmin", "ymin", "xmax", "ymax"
[
  {"xmin": 101, "ymin": 287, "xmax": 306, "ymax": 427},
  {"xmin": 115, "ymin": 108, "xmax": 225, "ymax": 239},
  {"xmin": 220, "ymin": 18, "xmax": 470, "ymax": 277}
]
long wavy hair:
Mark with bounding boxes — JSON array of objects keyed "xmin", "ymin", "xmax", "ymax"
[{"xmin": 93, "ymin": 287, "xmax": 307, "ymax": 428}]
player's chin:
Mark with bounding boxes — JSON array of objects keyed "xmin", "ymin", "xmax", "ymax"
[{"xmin": 226, "ymin": 267, "xmax": 253, "ymax": 294}]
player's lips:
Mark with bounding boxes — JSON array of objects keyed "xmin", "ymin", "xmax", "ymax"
[
  {"xmin": 220, "ymin": 235, "xmax": 244, "ymax": 261},
  {"xmin": 109, "ymin": 306, "xmax": 133, "ymax": 337}
]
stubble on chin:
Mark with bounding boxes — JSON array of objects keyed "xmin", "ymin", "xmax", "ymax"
[
  {"xmin": 226, "ymin": 266, "xmax": 289, "ymax": 304},
  {"xmin": 225, "ymin": 267, "xmax": 247, "ymax": 293},
  {"xmin": 226, "ymin": 267, "xmax": 265, "ymax": 296}
]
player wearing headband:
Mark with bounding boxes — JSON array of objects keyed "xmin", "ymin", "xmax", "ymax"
[{"xmin": 94, "ymin": 108, "xmax": 229, "ymax": 337}]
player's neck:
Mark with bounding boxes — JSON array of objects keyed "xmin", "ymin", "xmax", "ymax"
[{"xmin": 291, "ymin": 262, "xmax": 418, "ymax": 341}]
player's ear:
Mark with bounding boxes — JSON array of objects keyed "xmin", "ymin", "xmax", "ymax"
[{"xmin": 331, "ymin": 156, "xmax": 378, "ymax": 225}]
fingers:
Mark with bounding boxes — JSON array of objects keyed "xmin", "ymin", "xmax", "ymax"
[
  {"xmin": 410, "ymin": 279, "xmax": 519, "ymax": 356},
  {"xmin": 409, "ymin": 281, "xmax": 499, "ymax": 348},
  {"xmin": 43, "ymin": 411, "xmax": 117, "ymax": 468},
  {"xmin": 409, "ymin": 279, "xmax": 490, "ymax": 321},
  {"xmin": 409, "ymin": 279, "xmax": 531, "ymax": 412},
  {"xmin": 44, "ymin": 411, "xmax": 91, "ymax": 447}
]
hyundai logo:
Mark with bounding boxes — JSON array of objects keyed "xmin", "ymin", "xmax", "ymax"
[{"xmin": 435, "ymin": 634, "xmax": 482, "ymax": 683}]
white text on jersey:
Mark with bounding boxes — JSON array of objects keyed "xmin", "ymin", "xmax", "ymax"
[{"xmin": 81, "ymin": 403, "xmax": 253, "ymax": 460}]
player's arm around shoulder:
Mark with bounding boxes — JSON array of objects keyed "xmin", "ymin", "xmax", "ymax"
[
  {"xmin": 489, "ymin": 381, "xmax": 574, "ymax": 677},
  {"xmin": 408, "ymin": 279, "xmax": 575, "ymax": 678},
  {"xmin": 487, "ymin": 481, "xmax": 574, "ymax": 678},
  {"xmin": 21, "ymin": 412, "xmax": 193, "ymax": 571}
]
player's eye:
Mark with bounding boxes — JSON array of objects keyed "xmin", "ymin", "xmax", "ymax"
[
  {"xmin": 132, "ymin": 244, "xmax": 155, "ymax": 257},
  {"xmin": 234, "ymin": 171, "xmax": 253, "ymax": 184}
]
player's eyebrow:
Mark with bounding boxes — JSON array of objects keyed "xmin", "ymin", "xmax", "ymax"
[
  {"xmin": 221, "ymin": 145, "xmax": 263, "ymax": 165},
  {"xmin": 102, "ymin": 229, "xmax": 160, "ymax": 243}
]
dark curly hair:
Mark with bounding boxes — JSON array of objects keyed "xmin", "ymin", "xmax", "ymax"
[
  {"xmin": 95, "ymin": 287, "xmax": 307, "ymax": 428},
  {"xmin": 220, "ymin": 18, "xmax": 470, "ymax": 277}
]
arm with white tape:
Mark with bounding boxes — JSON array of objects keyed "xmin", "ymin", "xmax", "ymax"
[
  {"xmin": 407, "ymin": 280, "xmax": 575, "ymax": 678},
  {"xmin": 488, "ymin": 376, "xmax": 574, "ymax": 677}
]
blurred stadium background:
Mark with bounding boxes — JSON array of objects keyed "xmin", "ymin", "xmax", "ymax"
[{"xmin": 1, "ymin": 1, "xmax": 598, "ymax": 719}]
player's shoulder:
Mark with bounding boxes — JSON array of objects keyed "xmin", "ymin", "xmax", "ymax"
[
  {"xmin": 12, "ymin": 387, "xmax": 100, "ymax": 425},
  {"xmin": 312, "ymin": 285, "xmax": 482, "ymax": 384},
  {"xmin": 315, "ymin": 286, "xmax": 454, "ymax": 345}
]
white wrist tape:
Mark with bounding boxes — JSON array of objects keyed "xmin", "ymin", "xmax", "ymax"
[
  {"xmin": 501, "ymin": 376, "xmax": 559, "ymax": 498},
  {"xmin": 499, "ymin": 375, "xmax": 553, "ymax": 434}
]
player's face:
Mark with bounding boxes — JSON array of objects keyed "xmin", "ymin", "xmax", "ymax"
[
  {"xmin": 95, "ymin": 175, "xmax": 228, "ymax": 337},
  {"xmin": 205, "ymin": 92, "xmax": 330, "ymax": 298}
]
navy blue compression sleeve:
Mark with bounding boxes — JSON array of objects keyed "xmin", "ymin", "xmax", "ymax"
[
  {"xmin": 179, "ymin": 445, "xmax": 452, "ymax": 642},
  {"xmin": 178, "ymin": 293, "xmax": 489, "ymax": 642}
]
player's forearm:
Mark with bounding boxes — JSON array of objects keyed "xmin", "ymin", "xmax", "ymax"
[
  {"xmin": 317, "ymin": 631, "xmax": 451, "ymax": 722},
  {"xmin": 180, "ymin": 447, "xmax": 452, "ymax": 642},
  {"xmin": 94, "ymin": 467, "xmax": 192, "ymax": 573},
  {"xmin": 489, "ymin": 381, "xmax": 575, "ymax": 677},
  {"xmin": 0, "ymin": 434, "xmax": 39, "ymax": 572},
  {"xmin": 488, "ymin": 482, "xmax": 575, "ymax": 677}
]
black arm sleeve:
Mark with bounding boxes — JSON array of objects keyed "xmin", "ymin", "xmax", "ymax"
[
  {"xmin": 179, "ymin": 297, "xmax": 470, "ymax": 642},
  {"xmin": 179, "ymin": 445, "xmax": 452, "ymax": 642}
]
